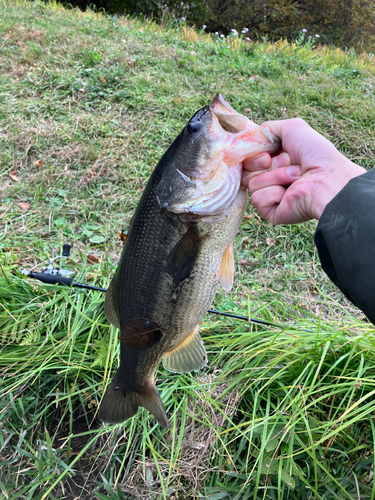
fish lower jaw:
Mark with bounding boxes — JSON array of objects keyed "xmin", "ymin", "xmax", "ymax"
[{"xmin": 168, "ymin": 164, "xmax": 241, "ymax": 216}]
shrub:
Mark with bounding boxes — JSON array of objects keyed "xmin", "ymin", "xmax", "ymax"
[
  {"xmin": 202, "ymin": 0, "xmax": 375, "ymax": 50},
  {"xmin": 51, "ymin": 0, "xmax": 375, "ymax": 50}
]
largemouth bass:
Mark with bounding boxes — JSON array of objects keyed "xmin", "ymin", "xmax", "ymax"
[{"xmin": 99, "ymin": 94, "xmax": 280, "ymax": 428}]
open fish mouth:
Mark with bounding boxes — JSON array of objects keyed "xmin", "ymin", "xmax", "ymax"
[
  {"xmin": 168, "ymin": 163, "xmax": 242, "ymax": 215},
  {"xmin": 209, "ymin": 94, "xmax": 279, "ymax": 158},
  {"xmin": 157, "ymin": 94, "xmax": 280, "ymax": 216}
]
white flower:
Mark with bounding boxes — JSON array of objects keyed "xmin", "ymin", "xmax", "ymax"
[
  {"xmin": 241, "ymin": 28, "xmax": 249, "ymax": 33},
  {"xmin": 308, "ymin": 35, "xmax": 312, "ymax": 39},
  {"xmin": 302, "ymin": 28, "xmax": 307, "ymax": 33},
  {"xmin": 231, "ymin": 29, "xmax": 238, "ymax": 36},
  {"xmin": 315, "ymin": 34, "xmax": 320, "ymax": 38},
  {"xmin": 220, "ymin": 34, "xmax": 225, "ymax": 38},
  {"xmin": 245, "ymin": 37, "xmax": 251, "ymax": 41},
  {"xmin": 181, "ymin": 17, "xmax": 186, "ymax": 21},
  {"xmin": 202, "ymin": 25, "xmax": 207, "ymax": 29},
  {"xmin": 215, "ymin": 32, "xmax": 219, "ymax": 35}
]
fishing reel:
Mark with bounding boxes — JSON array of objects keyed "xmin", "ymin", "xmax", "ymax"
[
  {"xmin": 16, "ymin": 244, "xmax": 105, "ymax": 291},
  {"xmin": 17, "ymin": 243, "xmax": 77, "ymax": 286},
  {"xmin": 14, "ymin": 244, "xmax": 303, "ymax": 330}
]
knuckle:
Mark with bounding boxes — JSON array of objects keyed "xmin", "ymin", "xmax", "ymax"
[{"xmin": 289, "ymin": 117, "xmax": 306, "ymax": 127}]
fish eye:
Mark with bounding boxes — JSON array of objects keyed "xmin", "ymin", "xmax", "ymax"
[{"xmin": 186, "ymin": 121, "xmax": 201, "ymax": 135}]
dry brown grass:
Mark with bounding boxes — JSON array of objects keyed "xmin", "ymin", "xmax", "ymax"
[{"xmin": 122, "ymin": 372, "xmax": 241, "ymax": 498}]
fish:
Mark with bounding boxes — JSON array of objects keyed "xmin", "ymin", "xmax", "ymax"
[{"xmin": 99, "ymin": 94, "xmax": 280, "ymax": 428}]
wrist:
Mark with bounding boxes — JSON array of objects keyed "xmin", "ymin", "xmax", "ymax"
[{"xmin": 312, "ymin": 162, "xmax": 366, "ymax": 220}]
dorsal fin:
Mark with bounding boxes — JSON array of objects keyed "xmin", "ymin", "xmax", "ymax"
[{"xmin": 162, "ymin": 326, "xmax": 207, "ymax": 373}]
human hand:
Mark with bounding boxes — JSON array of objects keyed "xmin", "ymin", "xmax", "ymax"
[{"xmin": 242, "ymin": 118, "xmax": 366, "ymax": 223}]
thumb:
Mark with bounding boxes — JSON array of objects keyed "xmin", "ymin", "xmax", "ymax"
[{"xmin": 261, "ymin": 120, "xmax": 286, "ymax": 139}]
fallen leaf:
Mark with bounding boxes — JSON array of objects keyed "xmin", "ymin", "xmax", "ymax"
[
  {"xmin": 242, "ymin": 236, "xmax": 249, "ymax": 243},
  {"xmin": 266, "ymin": 238, "xmax": 276, "ymax": 246},
  {"xmin": 238, "ymin": 259, "xmax": 254, "ymax": 267},
  {"xmin": 33, "ymin": 159, "xmax": 43, "ymax": 170},
  {"xmin": 9, "ymin": 172, "xmax": 19, "ymax": 182},
  {"xmin": 210, "ymin": 83, "xmax": 217, "ymax": 89},
  {"xmin": 87, "ymin": 254, "xmax": 100, "ymax": 264},
  {"xmin": 18, "ymin": 202, "xmax": 30, "ymax": 211},
  {"xmin": 244, "ymin": 214, "xmax": 253, "ymax": 219},
  {"xmin": 116, "ymin": 230, "xmax": 127, "ymax": 244}
]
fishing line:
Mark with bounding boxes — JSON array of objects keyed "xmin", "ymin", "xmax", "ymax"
[
  {"xmin": 16, "ymin": 267, "xmax": 311, "ymax": 331},
  {"xmin": 14, "ymin": 243, "xmax": 313, "ymax": 331}
]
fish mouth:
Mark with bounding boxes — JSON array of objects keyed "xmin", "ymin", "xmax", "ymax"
[
  {"xmin": 208, "ymin": 93, "xmax": 280, "ymax": 168},
  {"xmin": 210, "ymin": 93, "xmax": 250, "ymax": 134},
  {"xmin": 160, "ymin": 94, "xmax": 281, "ymax": 216},
  {"xmin": 168, "ymin": 162, "xmax": 242, "ymax": 215}
]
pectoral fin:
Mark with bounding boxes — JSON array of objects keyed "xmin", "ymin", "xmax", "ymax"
[
  {"xmin": 162, "ymin": 326, "xmax": 207, "ymax": 373},
  {"xmin": 120, "ymin": 318, "xmax": 163, "ymax": 351},
  {"xmin": 165, "ymin": 225, "xmax": 204, "ymax": 288},
  {"xmin": 218, "ymin": 243, "xmax": 234, "ymax": 292}
]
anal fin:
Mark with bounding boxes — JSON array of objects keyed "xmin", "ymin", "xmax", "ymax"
[
  {"xmin": 162, "ymin": 326, "xmax": 207, "ymax": 373},
  {"xmin": 219, "ymin": 243, "xmax": 234, "ymax": 292}
]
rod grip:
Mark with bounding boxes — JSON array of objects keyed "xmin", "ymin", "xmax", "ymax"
[{"xmin": 28, "ymin": 272, "xmax": 74, "ymax": 287}]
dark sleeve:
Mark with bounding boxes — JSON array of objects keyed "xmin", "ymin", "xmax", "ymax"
[{"xmin": 314, "ymin": 168, "xmax": 375, "ymax": 324}]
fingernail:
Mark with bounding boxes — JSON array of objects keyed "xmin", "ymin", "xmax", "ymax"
[
  {"xmin": 253, "ymin": 155, "xmax": 269, "ymax": 169},
  {"xmin": 286, "ymin": 166, "xmax": 301, "ymax": 178}
]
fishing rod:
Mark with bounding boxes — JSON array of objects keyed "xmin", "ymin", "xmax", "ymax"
[{"xmin": 15, "ymin": 243, "xmax": 309, "ymax": 331}]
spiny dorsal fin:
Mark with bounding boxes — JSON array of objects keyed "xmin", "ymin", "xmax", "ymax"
[
  {"xmin": 162, "ymin": 326, "xmax": 207, "ymax": 373},
  {"xmin": 218, "ymin": 243, "xmax": 234, "ymax": 292},
  {"xmin": 165, "ymin": 225, "xmax": 204, "ymax": 288}
]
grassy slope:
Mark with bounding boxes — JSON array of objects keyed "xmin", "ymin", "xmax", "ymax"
[{"xmin": 1, "ymin": 1, "xmax": 375, "ymax": 499}]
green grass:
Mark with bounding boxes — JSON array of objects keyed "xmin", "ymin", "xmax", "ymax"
[{"xmin": 1, "ymin": 1, "xmax": 375, "ymax": 498}]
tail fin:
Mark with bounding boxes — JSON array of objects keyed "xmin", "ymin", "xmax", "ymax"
[{"xmin": 98, "ymin": 371, "xmax": 169, "ymax": 428}]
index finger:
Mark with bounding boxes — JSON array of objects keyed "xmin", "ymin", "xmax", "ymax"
[{"xmin": 243, "ymin": 153, "xmax": 272, "ymax": 173}]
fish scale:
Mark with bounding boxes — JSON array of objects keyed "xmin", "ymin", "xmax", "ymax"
[{"xmin": 99, "ymin": 94, "xmax": 280, "ymax": 427}]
